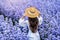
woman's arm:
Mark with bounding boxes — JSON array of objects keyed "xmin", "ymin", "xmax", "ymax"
[
  {"xmin": 19, "ymin": 14, "xmax": 28, "ymax": 27},
  {"xmin": 38, "ymin": 16, "xmax": 43, "ymax": 25}
]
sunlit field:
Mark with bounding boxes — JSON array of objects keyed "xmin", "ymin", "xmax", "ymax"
[{"xmin": 0, "ymin": 0, "xmax": 59, "ymax": 40}]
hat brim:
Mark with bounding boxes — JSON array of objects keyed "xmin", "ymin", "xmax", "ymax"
[{"xmin": 25, "ymin": 7, "xmax": 40, "ymax": 18}]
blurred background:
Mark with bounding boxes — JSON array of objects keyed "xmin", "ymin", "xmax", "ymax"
[{"xmin": 0, "ymin": 0, "xmax": 59, "ymax": 40}]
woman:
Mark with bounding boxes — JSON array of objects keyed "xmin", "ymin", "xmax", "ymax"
[{"xmin": 19, "ymin": 7, "xmax": 43, "ymax": 40}]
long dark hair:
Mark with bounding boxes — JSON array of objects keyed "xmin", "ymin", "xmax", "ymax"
[{"xmin": 28, "ymin": 17, "xmax": 39, "ymax": 33}]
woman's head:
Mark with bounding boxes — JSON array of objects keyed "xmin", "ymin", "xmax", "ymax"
[{"xmin": 28, "ymin": 17, "xmax": 39, "ymax": 33}]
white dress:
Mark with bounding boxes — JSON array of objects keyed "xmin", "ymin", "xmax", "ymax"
[{"xmin": 19, "ymin": 16, "xmax": 43, "ymax": 40}]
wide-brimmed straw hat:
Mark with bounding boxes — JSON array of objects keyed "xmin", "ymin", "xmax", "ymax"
[{"xmin": 25, "ymin": 7, "xmax": 40, "ymax": 18}]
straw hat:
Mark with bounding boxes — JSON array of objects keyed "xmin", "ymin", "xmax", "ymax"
[{"xmin": 25, "ymin": 7, "xmax": 40, "ymax": 18}]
